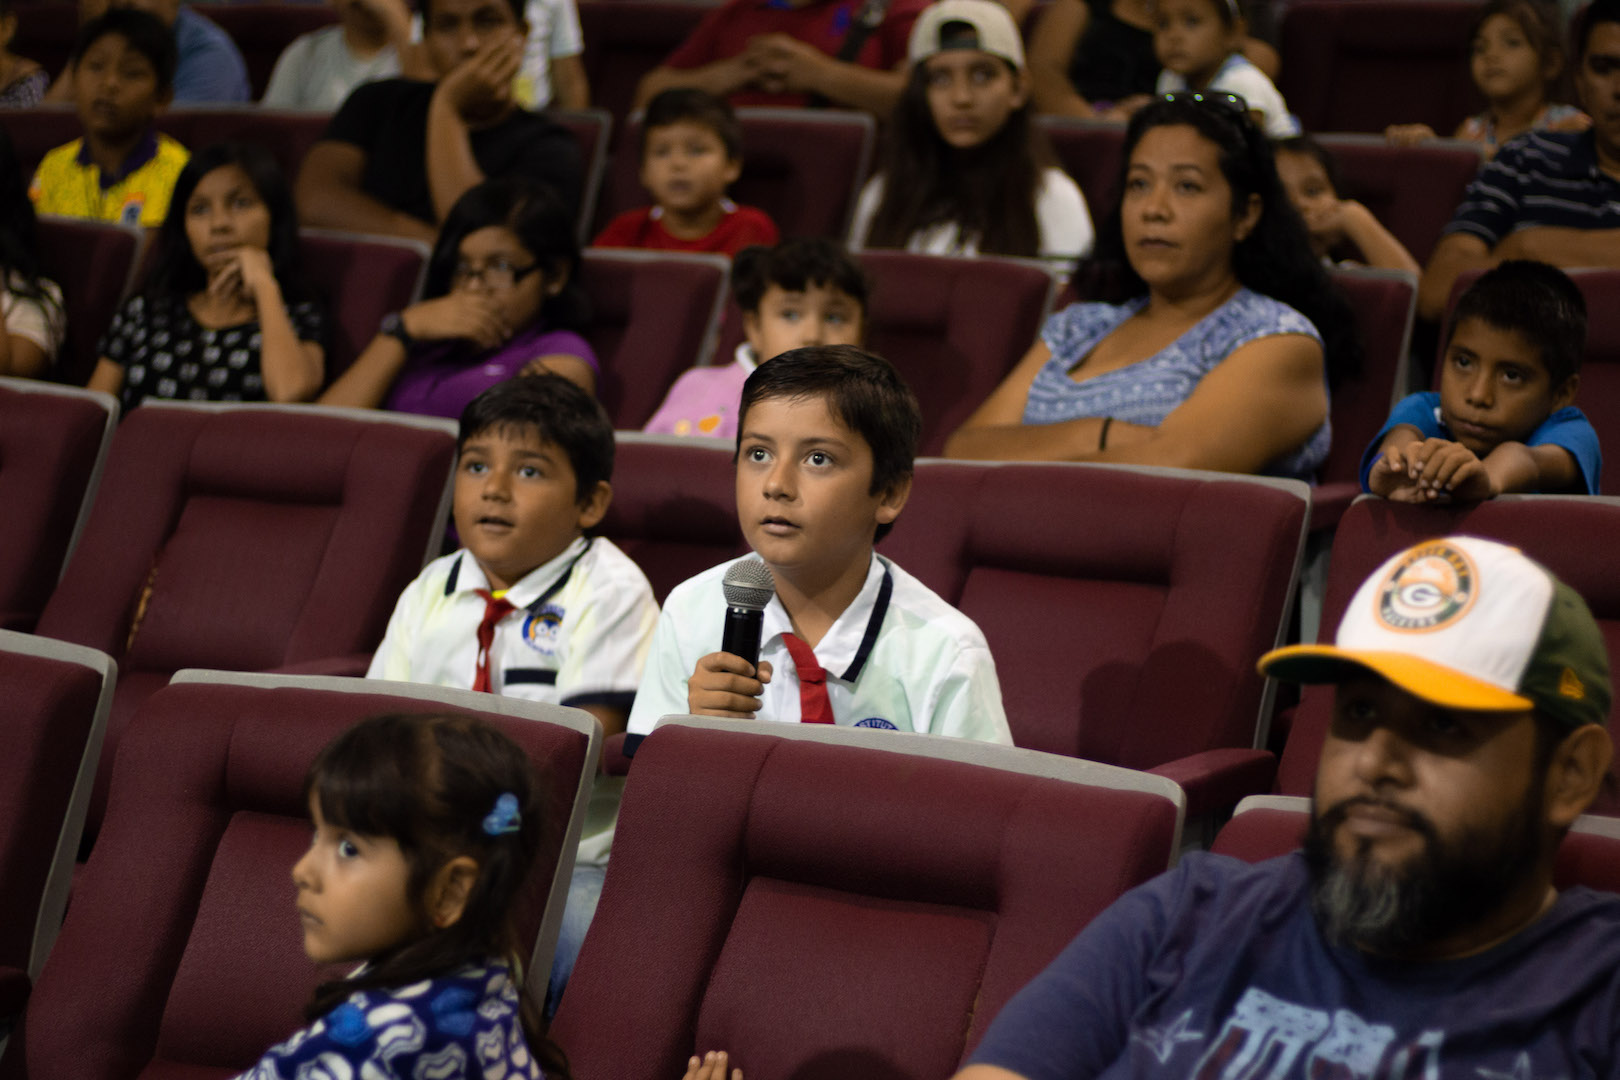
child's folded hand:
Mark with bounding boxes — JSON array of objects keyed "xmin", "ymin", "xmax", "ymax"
[
  {"xmin": 688, "ymin": 652, "xmax": 773, "ymax": 718},
  {"xmin": 683, "ymin": 1050, "xmax": 742, "ymax": 1080},
  {"xmin": 1384, "ymin": 123, "xmax": 1437, "ymax": 146},
  {"xmin": 1407, "ymin": 438, "xmax": 1492, "ymax": 501}
]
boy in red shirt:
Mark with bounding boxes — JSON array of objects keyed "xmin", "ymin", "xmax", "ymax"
[{"xmin": 592, "ymin": 89, "xmax": 778, "ymax": 256}]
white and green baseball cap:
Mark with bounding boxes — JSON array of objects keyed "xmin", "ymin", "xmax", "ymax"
[{"xmin": 1260, "ymin": 535, "xmax": 1610, "ymax": 731}]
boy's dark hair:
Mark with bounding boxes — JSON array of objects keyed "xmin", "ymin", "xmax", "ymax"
[
  {"xmin": 458, "ymin": 375, "xmax": 615, "ymax": 504},
  {"xmin": 304, "ymin": 712, "xmax": 571, "ymax": 1080},
  {"xmin": 731, "ymin": 238, "xmax": 870, "ymax": 315},
  {"xmin": 640, "ymin": 88, "xmax": 742, "ymax": 160},
  {"xmin": 425, "ymin": 177, "xmax": 589, "ymax": 333},
  {"xmin": 72, "ymin": 8, "xmax": 176, "ymax": 96},
  {"xmin": 418, "ymin": 0, "xmax": 525, "ymax": 27},
  {"xmin": 737, "ymin": 345, "xmax": 919, "ymax": 542},
  {"xmin": 1578, "ymin": 0, "xmax": 1620, "ymax": 60},
  {"xmin": 144, "ymin": 142, "xmax": 311, "ymax": 304},
  {"xmin": 1448, "ymin": 259, "xmax": 1587, "ymax": 387}
]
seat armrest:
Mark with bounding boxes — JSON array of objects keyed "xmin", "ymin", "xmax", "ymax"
[{"xmin": 1147, "ymin": 748, "xmax": 1277, "ymax": 820}]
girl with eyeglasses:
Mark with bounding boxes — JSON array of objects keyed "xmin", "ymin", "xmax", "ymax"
[
  {"xmin": 321, "ymin": 176, "xmax": 595, "ymax": 418},
  {"xmin": 945, "ymin": 93, "xmax": 1358, "ymax": 482},
  {"xmin": 90, "ymin": 142, "xmax": 326, "ymax": 412}
]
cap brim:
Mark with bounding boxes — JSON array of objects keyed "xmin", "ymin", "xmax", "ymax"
[{"xmin": 1257, "ymin": 644, "xmax": 1534, "ymax": 712}]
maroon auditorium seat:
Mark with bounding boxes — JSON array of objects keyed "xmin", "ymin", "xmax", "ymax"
[
  {"xmin": 1274, "ymin": 496, "xmax": 1620, "ymax": 814},
  {"xmin": 708, "ymin": 252, "xmax": 1057, "ymax": 456},
  {"xmin": 597, "ymin": 108, "xmax": 875, "ymax": 240},
  {"xmin": 2, "ymin": 106, "xmax": 79, "ymax": 178},
  {"xmin": 0, "ymin": 379, "xmax": 116, "ymax": 631},
  {"xmin": 160, "ymin": 108, "xmax": 331, "ymax": 184},
  {"xmin": 551, "ymin": 108, "xmax": 612, "ymax": 242},
  {"xmin": 0, "ymin": 632, "xmax": 113, "ymax": 1022},
  {"xmin": 601, "ymin": 435, "xmax": 746, "ymax": 603},
  {"xmin": 298, "ymin": 228, "xmax": 428, "ymax": 381},
  {"xmin": 1311, "ymin": 267, "xmax": 1416, "ymax": 532},
  {"xmin": 1279, "ymin": 0, "xmax": 1481, "ymax": 134},
  {"xmin": 552, "ymin": 718, "xmax": 1184, "ymax": 1080},
  {"xmin": 0, "ymin": 671, "xmax": 599, "ymax": 1080},
  {"xmin": 881, "ymin": 461, "xmax": 1308, "ymax": 818},
  {"xmin": 1215, "ymin": 794, "xmax": 1620, "ymax": 895},
  {"xmin": 1315, "ymin": 135, "xmax": 1484, "ymax": 265},
  {"xmin": 577, "ymin": 0, "xmax": 710, "ymax": 126},
  {"xmin": 34, "ymin": 214, "xmax": 144, "ymax": 387},
  {"xmin": 33, "ymin": 402, "xmax": 458, "ymax": 839},
  {"xmin": 191, "ymin": 4, "xmax": 339, "ymax": 99},
  {"xmin": 1037, "ymin": 117, "xmax": 1126, "ymax": 215},
  {"xmin": 1444, "ymin": 266, "xmax": 1620, "ymax": 496},
  {"xmin": 578, "ymin": 249, "xmax": 728, "ymax": 429}
]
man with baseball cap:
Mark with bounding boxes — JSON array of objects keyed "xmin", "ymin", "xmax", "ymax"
[{"xmin": 956, "ymin": 535, "xmax": 1620, "ymax": 1080}]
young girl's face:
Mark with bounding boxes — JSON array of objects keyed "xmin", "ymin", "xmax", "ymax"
[
  {"xmin": 292, "ymin": 798, "xmax": 420, "ymax": 965},
  {"xmin": 1153, "ymin": 0, "xmax": 1241, "ymax": 86},
  {"xmin": 1471, "ymin": 13, "xmax": 1547, "ymax": 104},
  {"xmin": 451, "ymin": 225, "xmax": 553, "ymax": 339},
  {"xmin": 924, "ymin": 50, "xmax": 1028, "ymax": 150},
  {"xmin": 184, "ymin": 164, "xmax": 272, "ymax": 276},
  {"xmin": 1274, "ymin": 148, "xmax": 1338, "ymax": 244}
]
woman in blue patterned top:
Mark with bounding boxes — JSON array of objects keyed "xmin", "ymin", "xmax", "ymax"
[
  {"xmin": 945, "ymin": 92, "xmax": 1358, "ymax": 481},
  {"xmin": 233, "ymin": 713, "xmax": 571, "ymax": 1080}
]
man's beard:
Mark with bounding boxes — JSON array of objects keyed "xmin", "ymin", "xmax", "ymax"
[{"xmin": 1303, "ymin": 783, "xmax": 1546, "ymax": 955}]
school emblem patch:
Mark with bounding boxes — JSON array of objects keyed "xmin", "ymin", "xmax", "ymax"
[
  {"xmin": 521, "ymin": 604, "xmax": 565, "ymax": 656},
  {"xmin": 854, "ymin": 717, "xmax": 897, "ymax": 730},
  {"xmin": 1375, "ymin": 542, "xmax": 1477, "ymax": 632}
]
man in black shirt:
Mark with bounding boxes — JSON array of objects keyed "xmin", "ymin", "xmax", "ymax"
[{"xmin": 295, "ymin": 0, "xmax": 581, "ymax": 243}]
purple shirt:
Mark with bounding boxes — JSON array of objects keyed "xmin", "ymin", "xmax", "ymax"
[{"xmin": 384, "ymin": 323, "xmax": 597, "ymax": 419}]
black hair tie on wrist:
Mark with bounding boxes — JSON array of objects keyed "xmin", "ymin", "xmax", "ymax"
[{"xmin": 1099, "ymin": 416, "xmax": 1114, "ymax": 451}]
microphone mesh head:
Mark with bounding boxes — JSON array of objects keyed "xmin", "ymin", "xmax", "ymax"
[{"xmin": 722, "ymin": 558, "xmax": 776, "ymax": 611}]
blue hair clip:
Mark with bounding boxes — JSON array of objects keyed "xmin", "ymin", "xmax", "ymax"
[{"xmin": 482, "ymin": 792, "xmax": 522, "ymax": 836}]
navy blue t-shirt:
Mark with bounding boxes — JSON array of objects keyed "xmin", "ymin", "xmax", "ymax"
[
  {"xmin": 969, "ymin": 853, "xmax": 1620, "ymax": 1080},
  {"xmin": 1358, "ymin": 391, "xmax": 1602, "ymax": 495}
]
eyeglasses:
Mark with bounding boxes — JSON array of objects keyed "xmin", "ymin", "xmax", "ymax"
[
  {"xmin": 1161, "ymin": 89, "xmax": 1250, "ymax": 114},
  {"xmin": 450, "ymin": 257, "xmax": 543, "ymax": 290}
]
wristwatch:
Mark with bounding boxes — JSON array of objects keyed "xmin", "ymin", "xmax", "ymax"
[{"xmin": 380, "ymin": 311, "xmax": 414, "ymax": 349}]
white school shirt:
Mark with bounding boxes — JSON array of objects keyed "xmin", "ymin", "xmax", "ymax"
[
  {"xmin": 847, "ymin": 167, "xmax": 1094, "ymax": 270},
  {"xmin": 367, "ymin": 535, "xmax": 658, "ymax": 866},
  {"xmin": 1156, "ymin": 54, "xmax": 1299, "ymax": 138},
  {"xmin": 626, "ymin": 553, "xmax": 1012, "ymax": 745}
]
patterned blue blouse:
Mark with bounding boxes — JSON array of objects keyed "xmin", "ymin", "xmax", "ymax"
[
  {"xmin": 1022, "ymin": 288, "xmax": 1331, "ymax": 481},
  {"xmin": 233, "ymin": 962, "xmax": 544, "ymax": 1080}
]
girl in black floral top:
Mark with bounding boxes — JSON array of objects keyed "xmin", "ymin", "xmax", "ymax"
[{"xmin": 90, "ymin": 142, "xmax": 325, "ymax": 412}]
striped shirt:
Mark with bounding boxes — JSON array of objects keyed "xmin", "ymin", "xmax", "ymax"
[{"xmin": 1445, "ymin": 129, "xmax": 1620, "ymax": 247}]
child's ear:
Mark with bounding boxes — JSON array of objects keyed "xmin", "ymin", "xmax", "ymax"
[
  {"xmin": 1009, "ymin": 66, "xmax": 1031, "ymax": 109},
  {"xmin": 577, "ymin": 479, "xmax": 612, "ymax": 530},
  {"xmin": 741, "ymin": 310, "xmax": 766, "ymax": 356},
  {"xmin": 875, "ymin": 473, "xmax": 912, "ymax": 528},
  {"xmin": 426, "ymin": 856, "xmax": 480, "ymax": 929},
  {"xmin": 1552, "ymin": 372, "xmax": 1580, "ymax": 411},
  {"xmin": 723, "ymin": 155, "xmax": 742, "ymax": 187}
]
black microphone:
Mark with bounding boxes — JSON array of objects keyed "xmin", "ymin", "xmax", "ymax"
[{"xmin": 721, "ymin": 558, "xmax": 776, "ymax": 670}]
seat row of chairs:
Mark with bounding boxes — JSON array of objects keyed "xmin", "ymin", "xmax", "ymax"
[
  {"xmin": 8, "ymin": 649, "xmax": 1620, "ymax": 1079},
  {"xmin": 3, "ymin": 100, "xmax": 1487, "ymax": 266},
  {"xmin": 11, "ymin": 0, "xmax": 1489, "ymax": 134}
]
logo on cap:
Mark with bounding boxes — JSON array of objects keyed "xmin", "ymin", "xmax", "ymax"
[{"xmin": 1376, "ymin": 542, "xmax": 1478, "ymax": 632}]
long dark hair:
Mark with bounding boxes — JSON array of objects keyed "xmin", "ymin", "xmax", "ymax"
[
  {"xmin": 303, "ymin": 713, "xmax": 571, "ymax": 1080},
  {"xmin": 142, "ymin": 141, "xmax": 309, "ymax": 304},
  {"xmin": 423, "ymin": 177, "xmax": 588, "ymax": 333},
  {"xmin": 1079, "ymin": 96, "xmax": 1361, "ymax": 386},
  {"xmin": 866, "ymin": 59, "xmax": 1052, "ymax": 258},
  {"xmin": 0, "ymin": 127, "xmax": 62, "ymax": 331}
]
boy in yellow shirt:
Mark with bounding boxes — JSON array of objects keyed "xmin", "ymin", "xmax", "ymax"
[{"xmin": 29, "ymin": 8, "xmax": 188, "ymax": 227}]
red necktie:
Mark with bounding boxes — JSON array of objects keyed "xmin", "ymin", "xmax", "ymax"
[
  {"xmin": 781, "ymin": 632, "xmax": 835, "ymax": 725},
  {"xmin": 472, "ymin": 590, "xmax": 516, "ymax": 693}
]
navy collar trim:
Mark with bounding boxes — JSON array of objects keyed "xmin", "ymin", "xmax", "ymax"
[{"xmin": 78, "ymin": 130, "xmax": 160, "ymax": 189}]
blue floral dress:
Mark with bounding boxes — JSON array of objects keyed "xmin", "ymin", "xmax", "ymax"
[
  {"xmin": 1022, "ymin": 288, "xmax": 1331, "ymax": 481},
  {"xmin": 234, "ymin": 962, "xmax": 544, "ymax": 1080}
]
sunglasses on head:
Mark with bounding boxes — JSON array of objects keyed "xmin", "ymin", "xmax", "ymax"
[{"xmin": 1161, "ymin": 89, "xmax": 1250, "ymax": 113}]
